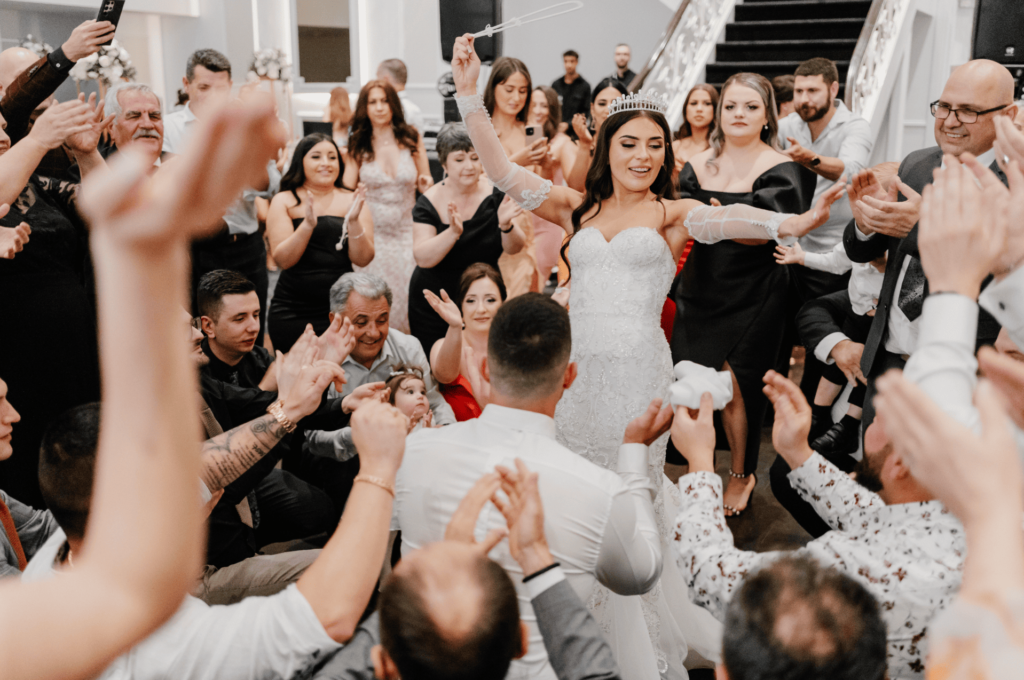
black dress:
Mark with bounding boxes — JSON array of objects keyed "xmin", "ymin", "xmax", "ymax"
[
  {"xmin": 0, "ymin": 176, "xmax": 100, "ymax": 507},
  {"xmin": 407, "ymin": 187, "xmax": 506, "ymax": 353},
  {"xmin": 267, "ymin": 215, "xmax": 352, "ymax": 353},
  {"xmin": 669, "ymin": 162, "xmax": 815, "ymax": 474}
]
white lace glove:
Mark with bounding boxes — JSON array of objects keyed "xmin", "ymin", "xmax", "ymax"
[
  {"xmin": 669, "ymin": 361, "xmax": 733, "ymax": 410},
  {"xmin": 684, "ymin": 203, "xmax": 797, "ymax": 246}
]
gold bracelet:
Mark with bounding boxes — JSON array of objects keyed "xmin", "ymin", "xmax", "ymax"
[
  {"xmin": 266, "ymin": 399, "xmax": 297, "ymax": 433},
  {"xmin": 354, "ymin": 474, "xmax": 395, "ymax": 498}
]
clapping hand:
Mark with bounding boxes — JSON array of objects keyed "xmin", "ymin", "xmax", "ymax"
[
  {"xmin": 572, "ymin": 114, "xmax": 594, "ymax": 147},
  {"xmin": 463, "ymin": 345, "xmax": 491, "ymax": 407},
  {"xmin": 780, "ymin": 176, "xmax": 847, "ymax": 239},
  {"xmin": 0, "ymin": 205, "xmax": 30, "ymax": 259},
  {"xmin": 342, "ymin": 381, "xmax": 389, "ymax": 414},
  {"xmin": 452, "ymin": 35, "xmax": 482, "ymax": 96},
  {"xmin": 304, "ymin": 190, "xmax": 319, "ymax": 228},
  {"xmin": 317, "ymin": 314, "xmax": 356, "ymax": 366},
  {"xmin": 669, "ymin": 392, "xmax": 715, "ymax": 473},
  {"xmin": 447, "ymin": 202, "xmax": 465, "ymax": 237},
  {"xmin": 424, "ymin": 288, "xmax": 463, "ymax": 329},
  {"xmin": 350, "ymin": 401, "xmax": 408, "ymax": 479},
  {"xmin": 848, "ymin": 168, "xmax": 921, "ymax": 238},
  {"xmin": 497, "ymin": 194, "xmax": 523, "ymax": 229},
  {"xmin": 345, "ymin": 184, "xmax": 367, "ymax": 223},
  {"xmin": 762, "ymin": 370, "xmax": 814, "ymax": 469},
  {"xmin": 622, "ymin": 398, "xmax": 674, "ymax": 446},
  {"xmin": 962, "ymin": 152, "xmax": 1024, "ymax": 279},
  {"xmin": 774, "ymin": 242, "xmax": 805, "ymax": 266},
  {"xmin": 28, "ymin": 99, "xmax": 94, "ymax": 150},
  {"xmin": 276, "ymin": 328, "xmax": 347, "ymax": 422},
  {"xmin": 443, "ymin": 472, "xmax": 509, "ymax": 553},
  {"xmin": 65, "ymin": 93, "xmax": 113, "ymax": 155}
]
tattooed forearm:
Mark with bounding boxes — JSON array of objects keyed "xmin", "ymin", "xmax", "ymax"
[{"xmin": 200, "ymin": 414, "xmax": 290, "ymax": 492}]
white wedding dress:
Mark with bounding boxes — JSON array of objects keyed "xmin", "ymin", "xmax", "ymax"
[{"xmin": 455, "ymin": 93, "xmax": 795, "ymax": 680}]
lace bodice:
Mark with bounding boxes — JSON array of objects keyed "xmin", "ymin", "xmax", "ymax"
[{"xmin": 359, "ymin": 149, "xmax": 417, "ymax": 237}]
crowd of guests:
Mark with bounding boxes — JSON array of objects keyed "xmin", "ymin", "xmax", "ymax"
[{"xmin": 2, "ymin": 17, "xmax": 1024, "ymax": 680}]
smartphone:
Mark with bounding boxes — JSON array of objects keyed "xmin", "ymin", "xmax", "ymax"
[
  {"xmin": 524, "ymin": 125, "xmax": 542, "ymax": 145},
  {"xmin": 96, "ymin": 0, "xmax": 125, "ymax": 46}
]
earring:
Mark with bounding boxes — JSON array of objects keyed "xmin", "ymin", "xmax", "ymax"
[{"xmin": 763, "ymin": 124, "xmax": 768, "ymax": 130}]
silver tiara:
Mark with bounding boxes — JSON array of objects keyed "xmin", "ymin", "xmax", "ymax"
[{"xmin": 608, "ymin": 89, "xmax": 671, "ymax": 117}]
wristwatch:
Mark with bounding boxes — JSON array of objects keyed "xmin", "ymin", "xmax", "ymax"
[{"xmin": 809, "ymin": 156, "xmax": 822, "ymax": 167}]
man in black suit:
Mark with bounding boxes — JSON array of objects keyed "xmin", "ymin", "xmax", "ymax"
[{"xmin": 844, "ymin": 59, "xmax": 1017, "ymax": 432}]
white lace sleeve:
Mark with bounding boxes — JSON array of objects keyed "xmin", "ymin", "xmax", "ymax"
[
  {"xmin": 456, "ymin": 94, "xmax": 553, "ymax": 211},
  {"xmin": 684, "ymin": 203, "xmax": 797, "ymax": 246}
]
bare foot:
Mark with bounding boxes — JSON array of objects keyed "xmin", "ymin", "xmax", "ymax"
[{"xmin": 723, "ymin": 474, "xmax": 756, "ymax": 517}]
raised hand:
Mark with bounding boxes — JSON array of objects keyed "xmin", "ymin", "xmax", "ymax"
[
  {"xmin": 275, "ymin": 327, "xmax": 318, "ymax": 405},
  {"xmin": 452, "ymin": 34, "xmax": 481, "ymax": 96},
  {"xmin": 995, "ymin": 114, "xmax": 1024, "ymax": 171},
  {"xmin": 783, "ymin": 137, "xmax": 816, "ymax": 165},
  {"xmin": 341, "ymin": 381, "xmax": 389, "ymax": 414},
  {"xmin": 345, "ymin": 184, "xmax": 367, "ymax": 222},
  {"xmin": 317, "ymin": 314, "xmax": 356, "ymax": 365},
  {"xmin": 61, "ymin": 19, "xmax": 116, "ymax": 62},
  {"xmin": 850, "ymin": 168, "xmax": 920, "ymax": 238},
  {"xmin": 27, "ymin": 99, "xmax": 94, "ymax": 150},
  {"xmin": 304, "ymin": 190, "xmax": 318, "ymax": 228},
  {"xmin": 572, "ymin": 113, "xmax": 594, "ymax": 147},
  {"xmin": 350, "ymin": 401, "xmax": 409, "ymax": 479},
  {"xmin": 919, "ymin": 155, "xmax": 1008, "ymax": 299},
  {"xmin": 774, "ymin": 242, "xmax": 805, "ymax": 266},
  {"xmin": 623, "ymin": 397, "xmax": 674, "ymax": 446},
  {"xmin": 65, "ymin": 93, "xmax": 113, "ymax": 155},
  {"xmin": 510, "ymin": 137, "xmax": 549, "ymax": 166},
  {"xmin": 443, "ymin": 472, "xmax": 508, "ymax": 553},
  {"xmin": 495, "ymin": 459, "xmax": 554, "ymax": 575},
  {"xmin": 497, "ymin": 194, "xmax": 523, "ymax": 228},
  {"xmin": 963, "ymin": 153, "xmax": 1024, "ymax": 278},
  {"xmin": 762, "ymin": 370, "xmax": 814, "ymax": 469},
  {"xmin": 78, "ymin": 95, "xmax": 285, "ymax": 248},
  {"xmin": 417, "ymin": 174, "xmax": 434, "ymax": 193},
  {"xmin": 424, "ymin": 288, "xmax": 463, "ymax": 328},
  {"xmin": 447, "ymin": 202, "xmax": 465, "ymax": 237},
  {"xmin": 779, "ymin": 176, "xmax": 847, "ymax": 238},
  {"xmin": 669, "ymin": 392, "xmax": 715, "ymax": 473}
]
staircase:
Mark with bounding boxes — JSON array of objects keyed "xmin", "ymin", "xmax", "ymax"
[{"xmin": 706, "ymin": 0, "xmax": 872, "ymax": 102}]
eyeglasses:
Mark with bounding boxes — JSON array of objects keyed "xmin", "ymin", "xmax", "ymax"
[{"xmin": 930, "ymin": 100, "xmax": 1009, "ymax": 124}]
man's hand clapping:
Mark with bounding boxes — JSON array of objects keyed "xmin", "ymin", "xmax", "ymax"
[
  {"xmin": 276, "ymin": 328, "xmax": 347, "ymax": 423},
  {"xmin": 847, "ymin": 168, "xmax": 921, "ymax": 238},
  {"xmin": 64, "ymin": 93, "xmax": 113, "ymax": 156},
  {"xmin": 317, "ymin": 314, "xmax": 356, "ymax": 366},
  {"xmin": 28, "ymin": 99, "xmax": 94, "ymax": 150},
  {"xmin": 443, "ymin": 472, "xmax": 509, "ymax": 553},
  {"xmin": 350, "ymin": 401, "xmax": 409, "ymax": 480},
  {"xmin": 496, "ymin": 459, "xmax": 554, "ymax": 576}
]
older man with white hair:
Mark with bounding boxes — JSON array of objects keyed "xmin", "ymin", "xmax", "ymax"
[{"xmin": 104, "ymin": 82, "xmax": 164, "ymax": 166}]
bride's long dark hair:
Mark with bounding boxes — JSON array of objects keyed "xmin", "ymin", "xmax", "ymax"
[{"xmin": 560, "ymin": 109, "xmax": 677, "ymax": 277}]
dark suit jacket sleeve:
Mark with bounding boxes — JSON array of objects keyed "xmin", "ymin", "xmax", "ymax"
[
  {"xmin": 534, "ymin": 580, "xmax": 623, "ymax": 680},
  {"xmin": 0, "ymin": 48, "xmax": 73, "ymax": 144},
  {"xmin": 842, "ymin": 217, "xmax": 890, "ymax": 263}
]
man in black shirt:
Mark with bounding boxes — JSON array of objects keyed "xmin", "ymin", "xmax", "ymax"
[
  {"xmin": 611, "ymin": 43, "xmax": 636, "ymax": 93},
  {"xmin": 197, "ymin": 270, "xmax": 273, "ymax": 388},
  {"xmin": 551, "ymin": 50, "xmax": 591, "ymax": 128}
]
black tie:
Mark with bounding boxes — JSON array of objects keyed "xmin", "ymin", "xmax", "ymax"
[{"xmin": 897, "ymin": 256, "xmax": 926, "ymax": 321}]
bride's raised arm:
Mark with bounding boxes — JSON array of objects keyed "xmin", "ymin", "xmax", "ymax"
[
  {"xmin": 664, "ymin": 180, "xmax": 847, "ymax": 250},
  {"xmin": 452, "ymin": 35, "xmax": 580, "ymax": 233}
]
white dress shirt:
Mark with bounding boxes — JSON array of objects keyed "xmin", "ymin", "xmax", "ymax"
[
  {"xmin": 398, "ymin": 91, "xmax": 424, "ymax": 135},
  {"xmin": 778, "ymin": 100, "xmax": 873, "ymax": 252},
  {"xmin": 674, "ymin": 459, "xmax": 963, "ymax": 680},
  {"xmin": 802, "ymin": 242, "xmax": 885, "ymax": 365},
  {"xmin": 395, "ymin": 404, "xmax": 661, "ymax": 680},
  {"xmin": 980, "ymin": 264, "xmax": 1024, "ymax": 351},
  {"xmin": 22, "ymin": 529, "xmax": 341, "ymax": 680}
]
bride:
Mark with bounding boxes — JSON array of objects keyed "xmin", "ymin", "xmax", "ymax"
[{"xmin": 451, "ymin": 35, "xmax": 844, "ymax": 680}]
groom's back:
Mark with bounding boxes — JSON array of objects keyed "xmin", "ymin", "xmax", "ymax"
[{"xmin": 395, "ymin": 405, "xmax": 628, "ymax": 680}]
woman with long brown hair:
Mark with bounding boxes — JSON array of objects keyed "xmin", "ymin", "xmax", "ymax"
[
  {"xmin": 322, "ymin": 86, "xmax": 353, "ymax": 149},
  {"xmin": 672, "ymin": 83, "xmax": 718, "ymax": 172},
  {"xmin": 670, "ymin": 73, "xmax": 818, "ymax": 515},
  {"xmin": 342, "ymin": 79, "xmax": 432, "ymax": 333},
  {"xmin": 450, "ymin": 35, "xmax": 844, "ymax": 680}
]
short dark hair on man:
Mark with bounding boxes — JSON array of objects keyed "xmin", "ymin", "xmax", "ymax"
[
  {"xmin": 377, "ymin": 58, "xmax": 408, "ymax": 86},
  {"xmin": 772, "ymin": 75, "xmax": 795, "ymax": 105},
  {"xmin": 197, "ymin": 270, "xmax": 256, "ymax": 321},
  {"xmin": 38, "ymin": 403, "xmax": 101, "ymax": 541},
  {"xmin": 186, "ymin": 48, "xmax": 232, "ymax": 82},
  {"xmin": 794, "ymin": 58, "xmax": 839, "ymax": 88},
  {"xmin": 563, "ymin": 49, "xmax": 579, "ymax": 60},
  {"xmin": 487, "ymin": 293, "xmax": 571, "ymax": 399},
  {"xmin": 722, "ymin": 556, "xmax": 887, "ymax": 680},
  {"xmin": 380, "ymin": 553, "xmax": 521, "ymax": 680}
]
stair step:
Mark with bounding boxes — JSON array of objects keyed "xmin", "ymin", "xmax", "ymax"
[
  {"xmin": 716, "ymin": 39, "xmax": 858, "ymax": 62},
  {"xmin": 707, "ymin": 60, "xmax": 850, "ymax": 82},
  {"xmin": 736, "ymin": 0, "xmax": 872, "ymax": 22},
  {"xmin": 726, "ymin": 18, "xmax": 864, "ymax": 42}
]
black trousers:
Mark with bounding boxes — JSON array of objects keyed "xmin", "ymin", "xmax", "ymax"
[
  {"xmin": 769, "ymin": 350, "xmax": 905, "ymax": 538},
  {"xmin": 785, "ymin": 267, "xmax": 850, "ymax": 405},
  {"xmin": 191, "ymin": 231, "xmax": 269, "ymax": 347}
]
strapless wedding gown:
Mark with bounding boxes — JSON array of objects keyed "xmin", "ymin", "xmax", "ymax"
[{"xmin": 555, "ymin": 226, "xmax": 722, "ymax": 680}]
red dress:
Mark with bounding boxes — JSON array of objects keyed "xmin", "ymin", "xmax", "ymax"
[
  {"xmin": 440, "ymin": 375, "xmax": 482, "ymax": 421},
  {"xmin": 660, "ymin": 242, "xmax": 693, "ymax": 342}
]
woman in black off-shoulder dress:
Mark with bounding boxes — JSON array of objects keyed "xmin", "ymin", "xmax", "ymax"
[
  {"xmin": 669, "ymin": 73, "xmax": 816, "ymax": 516},
  {"xmin": 266, "ymin": 134, "xmax": 375, "ymax": 352}
]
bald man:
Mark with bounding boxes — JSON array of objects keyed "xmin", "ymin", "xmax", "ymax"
[{"xmin": 842, "ymin": 59, "xmax": 1017, "ymax": 431}]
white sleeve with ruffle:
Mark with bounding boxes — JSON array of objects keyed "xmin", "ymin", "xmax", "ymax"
[
  {"xmin": 683, "ymin": 203, "xmax": 797, "ymax": 246},
  {"xmin": 456, "ymin": 94, "xmax": 553, "ymax": 211}
]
